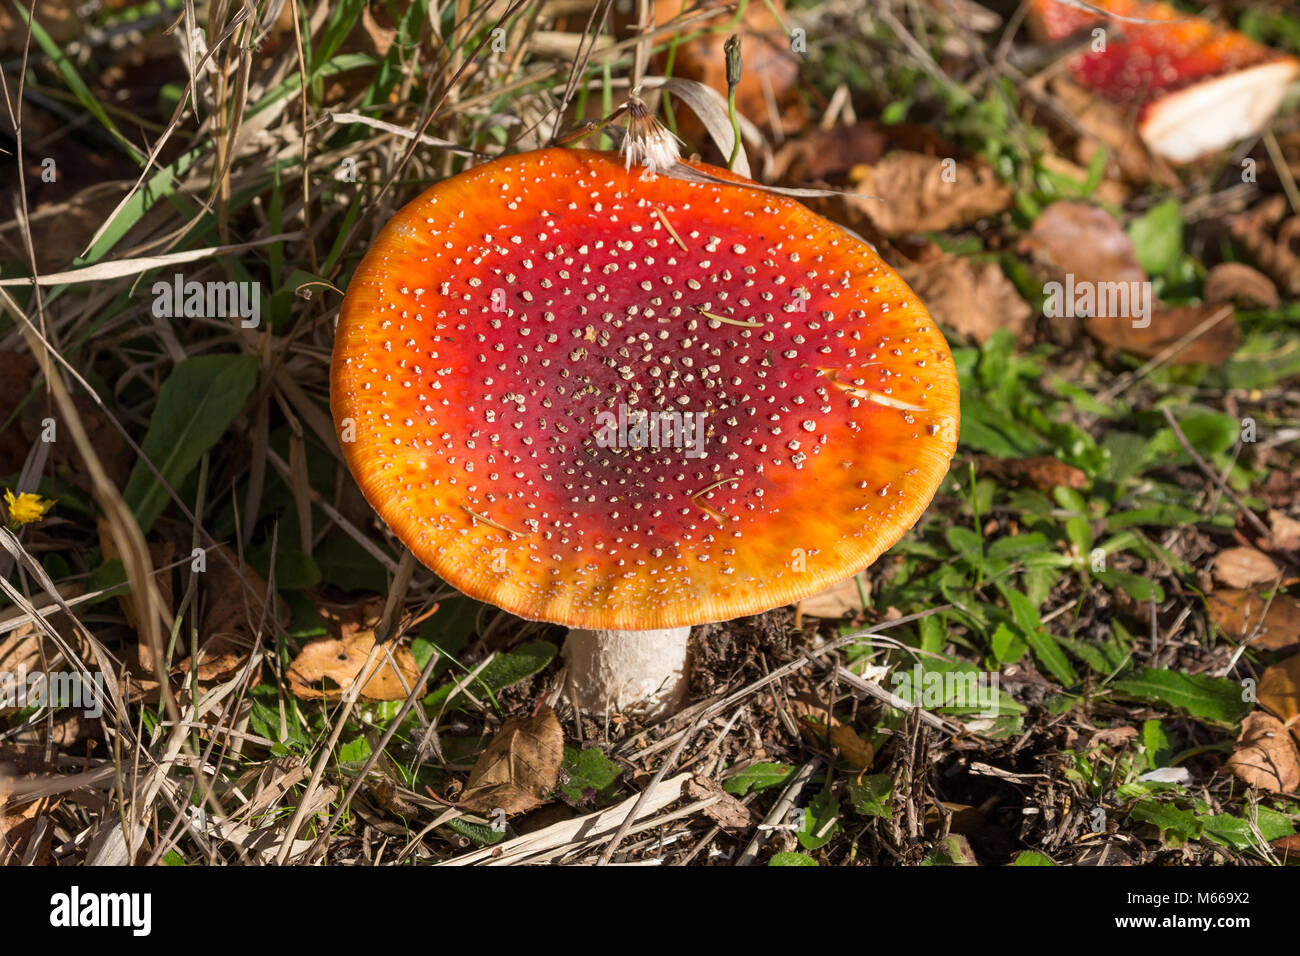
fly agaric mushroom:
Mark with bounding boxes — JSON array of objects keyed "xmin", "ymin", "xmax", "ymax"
[
  {"xmin": 331, "ymin": 147, "xmax": 959, "ymax": 719},
  {"xmin": 1030, "ymin": 0, "xmax": 1299, "ymax": 163}
]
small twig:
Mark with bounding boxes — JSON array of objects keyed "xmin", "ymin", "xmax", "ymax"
[
  {"xmin": 1160, "ymin": 407, "xmax": 1271, "ymax": 541},
  {"xmin": 1096, "ymin": 305, "xmax": 1234, "ymax": 403},
  {"xmin": 598, "ymin": 711, "xmax": 706, "ymax": 865},
  {"xmin": 735, "ymin": 758, "xmax": 821, "ymax": 866},
  {"xmin": 835, "ymin": 666, "xmax": 961, "ymax": 735}
]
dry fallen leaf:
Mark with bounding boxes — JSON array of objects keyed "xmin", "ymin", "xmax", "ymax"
[
  {"xmin": 460, "ymin": 707, "xmax": 564, "ymax": 815},
  {"xmin": 1206, "ymin": 589, "xmax": 1300, "ymax": 652},
  {"xmin": 1049, "ymin": 78, "xmax": 1178, "ymax": 188},
  {"xmin": 774, "ymin": 120, "xmax": 953, "ymax": 185},
  {"xmin": 787, "ymin": 681, "xmax": 874, "ymax": 770},
  {"xmin": 798, "ymin": 573, "xmax": 870, "ymax": 619},
  {"xmin": 1213, "ymin": 547, "xmax": 1282, "ymax": 589},
  {"xmin": 849, "ymin": 152, "xmax": 1013, "ymax": 237},
  {"xmin": 1226, "ymin": 713, "xmax": 1300, "ymax": 792},
  {"xmin": 978, "ymin": 456, "xmax": 1088, "ymax": 491},
  {"xmin": 287, "ymin": 629, "xmax": 425, "ymax": 702},
  {"xmin": 0, "ymin": 746, "xmax": 56, "ymax": 865},
  {"xmin": 899, "ymin": 253, "xmax": 1031, "ymax": 344},
  {"xmin": 923, "ymin": 801, "xmax": 987, "ymax": 836},
  {"xmin": 1268, "ymin": 510, "xmax": 1300, "ymax": 553},
  {"xmin": 686, "ymin": 776, "xmax": 753, "ymax": 829},
  {"xmin": 1259, "ymin": 656, "xmax": 1300, "ymax": 743},
  {"xmin": 1087, "ymin": 303, "xmax": 1240, "ymax": 366},
  {"xmin": 1020, "ymin": 201, "xmax": 1146, "ymax": 288},
  {"xmin": 1272, "ymin": 833, "xmax": 1300, "ymax": 859},
  {"xmin": 1204, "ymin": 262, "xmax": 1280, "ymax": 310},
  {"xmin": 359, "ymin": 5, "xmax": 397, "ymax": 56},
  {"xmin": 648, "ymin": 0, "xmax": 802, "ymax": 139}
]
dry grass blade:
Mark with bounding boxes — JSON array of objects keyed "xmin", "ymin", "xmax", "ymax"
[{"xmin": 438, "ymin": 772, "xmax": 693, "ymax": 866}]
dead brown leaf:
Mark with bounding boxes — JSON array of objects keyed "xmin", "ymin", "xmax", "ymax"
[
  {"xmin": 186, "ymin": 544, "xmax": 285, "ymax": 683},
  {"xmin": 0, "ymin": 746, "xmax": 56, "ymax": 865},
  {"xmin": 647, "ymin": 0, "xmax": 802, "ymax": 140},
  {"xmin": 798, "ymin": 573, "xmax": 870, "ymax": 620},
  {"xmin": 1206, "ymin": 589, "xmax": 1300, "ymax": 652},
  {"xmin": 1226, "ymin": 713, "xmax": 1300, "ymax": 792},
  {"xmin": 978, "ymin": 456, "xmax": 1088, "ymax": 491},
  {"xmin": 360, "ymin": 5, "xmax": 396, "ymax": 56},
  {"xmin": 1204, "ymin": 263, "xmax": 1280, "ymax": 310},
  {"xmin": 1020, "ymin": 201, "xmax": 1146, "ymax": 289},
  {"xmin": 787, "ymin": 682, "xmax": 874, "ymax": 770},
  {"xmin": 1087, "ymin": 303, "xmax": 1240, "ymax": 366},
  {"xmin": 849, "ymin": 152, "xmax": 1013, "ymax": 237},
  {"xmin": 1259, "ymin": 656, "xmax": 1300, "ymax": 742},
  {"xmin": 460, "ymin": 707, "xmax": 564, "ymax": 815},
  {"xmin": 686, "ymin": 776, "xmax": 753, "ymax": 829},
  {"xmin": 1049, "ymin": 78, "xmax": 1178, "ymax": 188},
  {"xmin": 287, "ymin": 626, "xmax": 425, "ymax": 703},
  {"xmin": 1268, "ymin": 511, "xmax": 1300, "ymax": 553},
  {"xmin": 899, "ymin": 253, "xmax": 1031, "ymax": 344},
  {"xmin": 1213, "ymin": 547, "xmax": 1282, "ymax": 589},
  {"xmin": 1273, "ymin": 833, "xmax": 1300, "ymax": 859},
  {"xmin": 774, "ymin": 120, "xmax": 954, "ymax": 185}
]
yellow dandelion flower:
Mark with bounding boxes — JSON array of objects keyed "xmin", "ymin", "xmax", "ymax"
[{"xmin": 4, "ymin": 489, "xmax": 56, "ymax": 527}]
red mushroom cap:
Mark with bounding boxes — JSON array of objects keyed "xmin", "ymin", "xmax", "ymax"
[
  {"xmin": 1030, "ymin": 0, "xmax": 1299, "ymax": 163},
  {"xmin": 331, "ymin": 148, "xmax": 959, "ymax": 629}
]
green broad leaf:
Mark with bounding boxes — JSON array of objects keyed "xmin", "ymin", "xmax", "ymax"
[
  {"xmin": 1094, "ymin": 571, "xmax": 1165, "ymax": 603},
  {"xmin": 1129, "ymin": 799, "xmax": 1202, "ymax": 846},
  {"xmin": 1055, "ymin": 635, "xmax": 1112, "ymax": 673},
  {"xmin": 1109, "ymin": 668, "xmax": 1250, "ymax": 724},
  {"xmin": 1100, "ymin": 431, "xmax": 1152, "ymax": 484},
  {"xmin": 892, "ymin": 658, "xmax": 1026, "ymax": 715},
  {"xmin": 559, "ymin": 745, "xmax": 623, "ymax": 805},
  {"xmin": 86, "ymin": 559, "xmax": 128, "ymax": 604},
  {"xmin": 985, "ymin": 533, "xmax": 1051, "ymax": 560},
  {"xmin": 1001, "ymin": 586, "xmax": 1077, "ymax": 686},
  {"xmin": 918, "ymin": 614, "xmax": 946, "ymax": 655},
  {"xmin": 922, "ymin": 834, "xmax": 977, "ymax": 865},
  {"xmin": 423, "ymin": 641, "xmax": 557, "ymax": 713},
  {"xmin": 1200, "ymin": 808, "xmax": 1295, "ymax": 851},
  {"xmin": 122, "ymin": 355, "xmax": 258, "ymax": 533},
  {"xmin": 1009, "ymin": 850, "xmax": 1055, "ymax": 866},
  {"xmin": 846, "ymin": 774, "xmax": 893, "ymax": 818},
  {"xmin": 797, "ymin": 787, "xmax": 842, "ymax": 850},
  {"xmin": 990, "ymin": 622, "xmax": 1028, "ymax": 666},
  {"xmin": 723, "ymin": 763, "xmax": 793, "ymax": 796},
  {"xmin": 945, "ymin": 526, "xmax": 984, "ymax": 562},
  {"xmin": 1065, "ymin": 515, "xmax": 1093, "ymax": 556},
  {"xmin": 1148, "ymin": 410, "xmax": 1239, "ymax": 462},
  {"xmin": 337, "ymin": 736, "xmax": 371, "ymax": 765},
  {"xmin": 1126, "ymin": 199, "xmax": 1182, "ymax": 277},
  {"xmin": 768, "ymin": 852, "xmax": 818, "ymax": 866},
  {"xmin": 246, "ymin": 685, "xmax": 311, "ymax": 753},
  {"xmin": 1106, "ymin": 505, "xmax": 1202, "ymax": 529},
  {"xmin": 1141, "ymin": 719, "xmax": 1173, "ymax": 770}
]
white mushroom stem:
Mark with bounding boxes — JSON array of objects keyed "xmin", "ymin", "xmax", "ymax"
[{"xmin": 563, "ymin": 627, "xmax": 691, "ymax": 721}]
